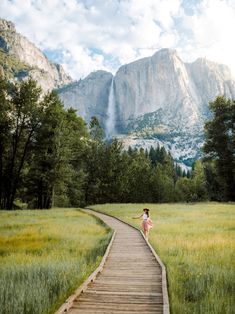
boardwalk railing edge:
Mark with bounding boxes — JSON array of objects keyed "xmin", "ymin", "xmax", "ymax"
[
  {"xmin": 55, "ymin": 225, "xmax": 116, "ymax": 314},
  {"xmin": 85, "ymin": 207, "xmax": 170, "ymax": 314},
  {"xmin": 140, "ymin": 230, "xmax": 170, "ymax": 314}
]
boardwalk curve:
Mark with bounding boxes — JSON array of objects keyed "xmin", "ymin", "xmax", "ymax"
[{"xmin": 56, "ymin": 209, "xmax": 169, "ymax": 314}]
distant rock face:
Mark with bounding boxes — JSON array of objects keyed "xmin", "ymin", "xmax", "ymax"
[
  {"xmin": 114, "ymin": 49, "xmax": 234, "ymax": 130},
  {"xmin": 3, "ymin": 18, "xmax": 234, "ymax": 165},
  {"xmin": 115, "ymin": 49, "xmax": 196, "ymax": 127},
  {"xmin": 0, "ymin": 19, "xmax": 15, "ymax": 32},
  {"xmin": 57, "ymin": 71, "xmax": 113, "ymax": 128},
  {"xmin": 0, "ymin": 19, "xmax": 72, "ymax": 91},
  {"xmin": 186, "ymin": 58, "xmax": 235, "ymax": 115},
  {"xmin": 58, "ymin": 48, "xmax": 235, "ymax": 165}
]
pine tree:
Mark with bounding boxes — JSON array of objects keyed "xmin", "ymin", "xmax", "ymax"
[
  {"xmin": 175, "ymin": 177, "xmax": 194, "ymax": 202},
  {"xmin": 0, "ymin": 78, "xmax": 42, "ymax": 209},
  {"xmin": 0, "ymin": 78, "xmax": 11, "ymax": 208},
  {"xmin": 90, "ymin": 116, "xmax": 104, "ymax": 142},
  {"xmin": 191, "ymin": 160, "xmax": 208, "ymax": 201},
  {"xmin": 203, "ymin": 96, "xmax": 235, "ymax": 200}
]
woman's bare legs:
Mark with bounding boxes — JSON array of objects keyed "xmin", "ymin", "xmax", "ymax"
[{"xmin": 144, "ymin": 230, "xmax": 149, "ymax": 241}]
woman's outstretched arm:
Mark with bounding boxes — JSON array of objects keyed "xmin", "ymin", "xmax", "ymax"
[{"xmin": 132, "ymin": 214, "xmax": 142, "ymax": 219}]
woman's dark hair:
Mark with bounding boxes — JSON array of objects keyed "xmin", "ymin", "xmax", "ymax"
[{"xmin": 143, "ymin": 208, "xmax": 150, "ymax": 217}]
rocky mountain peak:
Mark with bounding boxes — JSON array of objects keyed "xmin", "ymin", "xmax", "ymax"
[
  {"xmin": 57, "ymin": 48, "xmax": 235, "ymax": 165},
  {"xmin": 86, "ymin": 70, "xmax": 113, "ymax": 80},
  {"xmin": 2, "ymin": 19, "xmax": 234, "ymax": 166},
  {"xmin": 191, "ymin": 57, "xmax": 232, "ymax": 80},
  {"xmin": 0, "ymin": 18, "xmax": 73, "ymax": 91},
  {"xmin": 0, "ymin": 19, "xmax": 15, "ymax": 32},
  {"xmin": 57, "ymin": 70, "xmax": 113, "ymax": 128},
  {"xmin": 152, "ymin": 48, "xmax": 177, "ymax": 58}
]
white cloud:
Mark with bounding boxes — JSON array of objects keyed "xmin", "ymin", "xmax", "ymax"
[
  {"xmin": 179, "ymin": 0, "xmax": 235, "ymax": 77},
  {"xmin": 0, "ymin": 0, "xmax": 235, "ymax": 78}
]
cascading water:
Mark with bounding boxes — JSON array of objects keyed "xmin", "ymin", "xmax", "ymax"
[{"xmin": 105, "ymin": 78, "xmax": 116, "ymax": 138}]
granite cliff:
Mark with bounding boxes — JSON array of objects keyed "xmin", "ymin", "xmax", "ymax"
[
  {"xmin": 58, "ymin": 71, "xmax": 113, "ymax": 129},
  {"xmin": 58, "ymin": 49, "xmax": 235, "ymax": 164},
  {"xmin": 0, "ymin": 19, "xmax": 72, "ymax": 90},
  {"xmin": 1, "ymin": 18, "xmax": 235, "ymax": 165}
]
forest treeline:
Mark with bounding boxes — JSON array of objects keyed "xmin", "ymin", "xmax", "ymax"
[{"xmin": 0, "ymin": 78, "xmax": 234, "ymax": 209}]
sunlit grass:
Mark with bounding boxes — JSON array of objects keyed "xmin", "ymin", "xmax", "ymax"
[
  {"xmin": 91, "ymin": 202, "xmax": 235, "ymax": 314},
  {"xmin": 0, "ymin": 208, "xmax": 112, "ymax": 314}
]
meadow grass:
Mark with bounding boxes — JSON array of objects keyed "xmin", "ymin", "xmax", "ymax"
[
  {"xmin": 91, "ymin": 202, "xmax": 235, "ymax": 314},
  {"xmin": 0, "ymin": 208, "xmax": 112, "ymax": 314}
]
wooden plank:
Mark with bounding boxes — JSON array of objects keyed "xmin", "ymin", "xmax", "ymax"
[
  {"xmin": 142, "ymin": 231, "xmax": 170, "ymax": 314},
  {"xmin": 68, "ymin": 309, "xmax": 163, "ymax": 314},
  {"xmin": 85, "ymin": 208, "xmax": 170, "ymax": 314},
  {"xmin": 55, "ymin": 230, "xmax": 116, "ymax": 314},
  {"xmin": 55, "ymin": 207, "xmax": 170, "ymax": 314}
]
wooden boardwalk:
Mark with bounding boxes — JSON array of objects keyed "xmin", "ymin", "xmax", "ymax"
[{"xmin": 57, "ymin": 209, "xmax": 169, "ymax": 314}]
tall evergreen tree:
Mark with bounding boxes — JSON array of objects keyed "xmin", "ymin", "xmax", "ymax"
[
  {"xmin": 26, "ymin": 94, "xmax": 88, "ymax": 208},
  {"xmin": 0, "ymin": 78, "xmax": 11, "ymax": 208},
  {"xmin": 0, "ymin": 78, "xmax": 42, "ymax": 209},
  {"xmin": 203, "ymin": 96, "xmax": 235, "ymax": 200},
  {"xmin": 191, "ymin": 160, "xmax": 208, "ymax": 201}
]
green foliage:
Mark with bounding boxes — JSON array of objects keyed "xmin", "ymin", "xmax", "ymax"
[
  {"xmin": 151, "ymin": 164, "xmax": 175, "ymax": 202},
  {"xmin": 191, "ymin": 160, "xmax": 208, "ymax": 201},
  {"xmin": 203, "ymin": 96, "xmax": 235, "ymax": 201},
  {"xmin": 84, "ymin": 139, "xmax": 126, "ymax": 204},
  {"xmin": 89, "ymin": 116, "xmax": 104, "ymax": 142},
  {"xmin": 125, "ymin": 148, "xmax": 152, "ymax": 202},
  {"xmin": 0, "ymin": 208, "xmax": 112, "ymax": 314},
  {"xmin": 175, "ymin": 177, "xmax": 194, "ymax": 202},
  {"xmin": 83, "ymin": 142, "xmax": 189, "ymax": 204},
  {"xmin": 2, "ymin": 78, "xmax": 233, "ymax": 208},
  {"xmin": 92, "ymin": 203, "xmax": 235, "ymax": 314},
  {"xmin": 203, "ymin": 161, "xmax": 221, "ymax": 201},
  {"xmin": 175, "ymin": 161, "xmax": 208, "ymax": 202},
  {"xmin": 0, "ymin": 78, "xmax": 43, "ymax": 209},
  {"xmin": 26, "ymin": 91, "xmax": 68, "ymax": 208},
  {"xmin": 0, "ymin": 49, "xmax": 31, "ymax": 79},
  {"xmin": 26, "ymin": 94, "xmax": 88, "ymax": 208},
  {"xmin": 0, "ymin": 78, "xmax": 89, "ymax": 209}
]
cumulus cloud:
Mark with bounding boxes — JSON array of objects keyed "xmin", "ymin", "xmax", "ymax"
[
  {"xmin": 179, "ymin": 0, "xmax": 235, "ymax": 77},
  {"xmin": 0, "ymin": 0, "xmax": 235, "ymax": 78}
]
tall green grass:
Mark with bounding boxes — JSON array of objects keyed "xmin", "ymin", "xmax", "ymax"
[
  {"xmin": 0, "ymin": 208, "xmax": 112, "ymax": 314},
  {"xmin": 91, "ymin": 202, "xmax": 235, "ymax": 314}
]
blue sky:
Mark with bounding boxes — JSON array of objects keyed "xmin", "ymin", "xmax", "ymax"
[{"xmin": 1, "ymin": 0, "xmax": 235, "ymax": 79}]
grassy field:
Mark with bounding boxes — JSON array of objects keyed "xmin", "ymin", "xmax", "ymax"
[
  {"xmin": 91, "ymin": 202, "xmax": 235, "ymax": 314},
  {"xmin": 0, "ymin": 208, "xmax": 112, "ymax": 314}
]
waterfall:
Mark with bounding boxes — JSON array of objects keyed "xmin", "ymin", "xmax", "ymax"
[{"xmin": 106, "ymin": 78, "xmax": 116, "ymax": 138}]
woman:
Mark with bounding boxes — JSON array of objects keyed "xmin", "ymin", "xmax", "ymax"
[{"xmin": 133, "ymin": 208, "xmax": 153, "ymax": 240}]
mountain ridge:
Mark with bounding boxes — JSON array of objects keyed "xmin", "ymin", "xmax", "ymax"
[
  {"xmin": 57, "ymin": 48, "xmax": 235, "ymax": 165},
  {"xmin": 1, "ymin": 18, "xmax": 234, "ymax": 166},
  {"xmin": 0, "ymin": 18, "xmax": 72, "ymax": 90}
]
